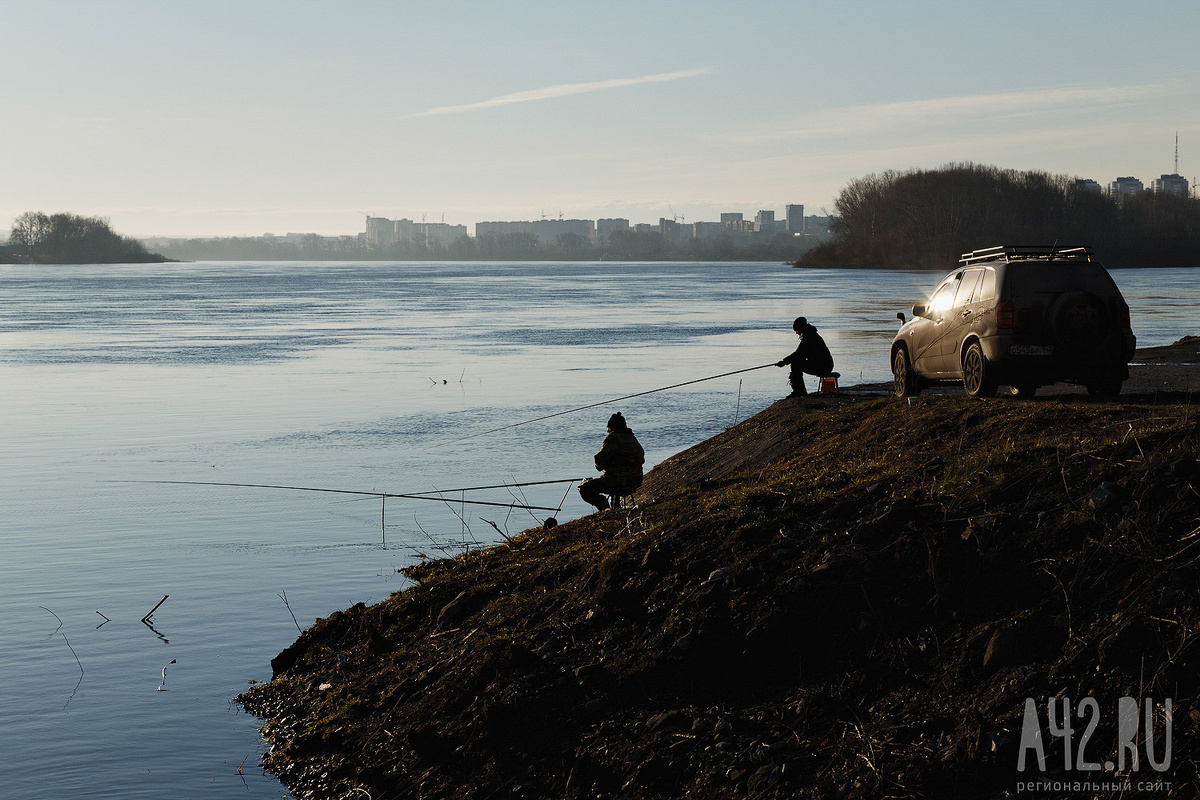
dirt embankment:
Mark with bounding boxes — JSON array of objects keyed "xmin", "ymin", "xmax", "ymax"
[{"xmin": 240, "ymin": 344, "xmax": 1200, "ymax": 800}]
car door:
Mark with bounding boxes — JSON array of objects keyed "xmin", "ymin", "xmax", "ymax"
[
  {"xmin": 940, "ymin": 268, "xmax": 984, "ymax": 375},
  {"xmin": 911, "ymin": 273, "xmax": 962, "ymax": 375}
]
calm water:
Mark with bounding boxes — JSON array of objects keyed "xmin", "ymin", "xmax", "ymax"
[{"xmin": 1, "ymin": 261, "xmax": 1195, "ymax": 799}]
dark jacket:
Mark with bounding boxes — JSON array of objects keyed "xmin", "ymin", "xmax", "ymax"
[
  {"xmin": 594, "ymin": 430, "xmax": 645, "ymax": 494},
  {"xmin": 780, "ymin": 323, "xmax": 834, "ymax": 375}
]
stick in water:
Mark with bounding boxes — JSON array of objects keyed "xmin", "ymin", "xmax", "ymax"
[
  {"xmin": 142, "ymin": 595, "xmax": 169, "ymax": 623},
  {"xmin": 158, "ymin": 659, "xmax": 177, "ymax": 691},
  {"xmin": 279, "ymin": 591, "xmax": 303, "ymax": 633}
]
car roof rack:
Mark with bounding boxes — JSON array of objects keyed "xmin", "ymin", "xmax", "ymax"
[{"xmin": 959, "ymin": 244, "xmax": 1094, "ymax": 266}]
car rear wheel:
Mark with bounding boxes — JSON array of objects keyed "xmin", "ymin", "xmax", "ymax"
[
  {"xmin": 962, "ymin": 342, "xmax": 997, "ymax": 398},
  {"xmin": 1086, "ymin": 376, "xmax": 1123, "ymax": 398},
  {"xmin": 892, "ymin": 347, "xmax": 920, "ymax": 398}
]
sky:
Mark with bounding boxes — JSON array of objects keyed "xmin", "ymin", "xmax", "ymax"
[{"xmin": 5, "ymin": 0, "xmax": 1200, "ymax": 238}]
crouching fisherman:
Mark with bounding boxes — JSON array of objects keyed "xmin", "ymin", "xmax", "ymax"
[
  {"xmin": 776, "ymin": 316, "xmax": 834, "ymax": 398},
  {"xmin": 579, "ymin": 412, "xmax": 645, "ymax": 511}
]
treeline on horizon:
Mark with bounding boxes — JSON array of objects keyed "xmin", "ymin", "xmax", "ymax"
[
  {"xmin": 3, "ymin": 212, "xmax": 169, "ymax": 264},
  {"xmin": 798, "ymin": 162, "xmax": 1200, "ymax": 269},
  {"xmin": 152, "ymin": 229, "xmax": 822, "ymax": 263}
]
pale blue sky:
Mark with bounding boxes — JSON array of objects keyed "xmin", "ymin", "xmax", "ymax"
[{"xmin": 5, "ymin": 0, "xmax": 1199, "ymax": 237}]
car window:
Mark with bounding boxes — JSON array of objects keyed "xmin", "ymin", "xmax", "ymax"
[
  {"xmin": 975, "ymin": 268, "xmax": 997, "ymax": 302},
  {"xmin": 1008, "ymin": 262, "xmax": 1119, "ymax": 295},
  {"xmin": 953, "ymin": 269, "xmax": 983, "ymax": 307},
  {"xmin": 929, "ymin": 275, "xmax": 960, "ymax": 316}
]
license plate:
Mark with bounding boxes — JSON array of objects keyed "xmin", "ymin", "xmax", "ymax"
[{"xmin": 1009, "ymin": 344, "xmax": 1054, "ymax": 356}]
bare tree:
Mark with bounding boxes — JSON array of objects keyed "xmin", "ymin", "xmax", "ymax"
[{"xmin": 10, "ymin": 211, "xmax": 51, "ymax": 259}]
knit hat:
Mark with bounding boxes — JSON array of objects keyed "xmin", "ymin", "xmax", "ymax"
[
  {"xmin": 607, "ymin": 412, "xmax": 629, "ymax": 431},
  {"xmin": 792, "ymin": 316, "xmax": 808, "ymax": 331}
]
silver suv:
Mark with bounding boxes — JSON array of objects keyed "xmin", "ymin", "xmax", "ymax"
[{"xmin": 891, "ymin": 245, "xmax": 1136, "ymax": 398}]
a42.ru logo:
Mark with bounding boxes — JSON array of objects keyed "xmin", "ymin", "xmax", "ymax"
[{"xmin": 1018, "ymin": 696, "xmax": 1172, "ymax": 773}]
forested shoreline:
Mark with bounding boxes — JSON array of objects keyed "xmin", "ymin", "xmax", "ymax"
[
  {"xmin": 10, "ymin": 164, "xmax": 1199, "ymax": 268},
  {"xmin": 3, "ymin": 212, "xmax": 169, "ymax": 264},
  {"xmin": 798, "ymin": 163, "xmax": 1200, "ymax": 270}
]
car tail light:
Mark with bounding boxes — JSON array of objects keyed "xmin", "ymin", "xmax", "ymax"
[
  {"xmin": 996, "ymin": 299, "xmax": 1015, "ymax": 329},
  {"xmin": 1117, "ymin": 298, "xmax": 1131, "ymax": 329}
]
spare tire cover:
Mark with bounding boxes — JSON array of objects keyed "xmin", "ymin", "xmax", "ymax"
[{"xmin": 1050, "ymin": 292, "xmax": 1109, "ymax": 355}]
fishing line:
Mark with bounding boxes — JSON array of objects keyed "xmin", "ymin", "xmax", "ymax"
[
  {"xmin": 107, "ymin": 480, "xmax": 562, "ymax": 512},
  {"xmin": 454, "ymin": 362, "xmax": 778, "ymax": 441}
]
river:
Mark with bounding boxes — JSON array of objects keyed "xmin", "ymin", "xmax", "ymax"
[{"xmin": 1, "ymin": 260, "xmax": 1195, "ymax": 798}]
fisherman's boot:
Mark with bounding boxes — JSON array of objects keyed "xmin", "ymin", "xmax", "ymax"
[{"xmin": 787, "ymin": 374, "xmax": 808, "ymax": 398}]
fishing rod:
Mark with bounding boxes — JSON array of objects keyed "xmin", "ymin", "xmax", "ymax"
[
  {"xmin": 108, "ymin": 480, "xmax": 563, "ymax": 512},
  {"xmin": 405, "ymin": 478, "xmax": 584, "ymax": 495},
  {"xmin": 455, "ymin": 362, "xmax": 778, "ymax": 441}
]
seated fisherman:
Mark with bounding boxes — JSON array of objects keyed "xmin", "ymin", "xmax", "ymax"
[
  {"xmin": 578, "ymin": 412, "xmax": 645, "ymax": 511},
  {"xmin": 776, "ymin": 316, "xmax": 834, "ymax": 397}
]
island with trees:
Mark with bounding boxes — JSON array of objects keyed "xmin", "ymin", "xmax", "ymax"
[
  {"xmin": 3, "ymin": 212, "xmax": 170, "ymax": 264},
  {"xmin": 798, "ymin": 163, "xmax": 1200, "ymax": 270}
]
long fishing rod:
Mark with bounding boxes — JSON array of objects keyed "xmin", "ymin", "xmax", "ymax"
[
  {"xmin": 108, "ymin": 480, "xmax": 562, "ymax": 512},
  {"xmin": 455, "ymin": 362, "xmax": 778, "ymax": 441},
  {"xmin": 405, "ymin": 478, "xmax": 584, "ymax": 495}
]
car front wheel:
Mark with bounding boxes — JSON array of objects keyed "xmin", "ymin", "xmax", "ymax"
[
  {"xmin": 893, "ymin": 347, "xmax": 920, "ymax": 398},
  {"xmin": 962, "ymin": 342, "xmax": 997, "ymax": 398}
]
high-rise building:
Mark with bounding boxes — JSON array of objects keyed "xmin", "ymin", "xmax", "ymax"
[
  {"xmin": 365, "ymin": 217, "xmax": 395, "ymax": 248},
  {"xmin": 720, "ymin": 212, "xmax": 743, "ymax": 224},
  {"xmin": 475, "ymin": 219, "xmax": 595, "ymax": 243},
  {"xmin": 1152, "ymin": 174, "xmax": 1190, "ymax": 197},
  {"xmin": 803, "ymin": 216, "xmax": 833, "ymax": 236},
  {"xmin": 1109, "ymin": 176, "xmax": 1144, "ymax": 204},
  {"xmin": 415, "ymin": 222, "xmax": 468, "ymax": 246},
  {"xmin": 659, "ymin": 218, "xmax": 691, "ymax": 242},
  {"xmin": 785, "ymin": 204, "xmax": 805, "ymax": 233},
  {"xmin": 596, "ymin": 218, "xmax": 630, "ymax": 241},
  {"xmin": 692, "ymin": 221, "xmax": 729, "ymax": 238}
]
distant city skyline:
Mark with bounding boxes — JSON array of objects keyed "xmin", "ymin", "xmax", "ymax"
[{"xmin": 4, "ymin": 1, "xmax": 1199, "ymax": 238}]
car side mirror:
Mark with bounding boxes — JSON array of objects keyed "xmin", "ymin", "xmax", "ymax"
[
  {"xmin": 896, "ymin": 312, "xmax": 906, "ymax": 324},
  {"xmin": 912, "ymin": 304, "xmax": 927, "ymax": 318}
]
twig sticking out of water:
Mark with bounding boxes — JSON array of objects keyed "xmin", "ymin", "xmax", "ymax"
[
  {"xmin": 142, "ymin": 595, "xmax": 169, "ymax": 623},
  {"xmin": 279, "ymin": 591, "xmax": 303, "ymax": 634},
  {"xmin": 40, "ymin": 606, "xmax": 84, "ymax": 705},
  {"xmin": 95, "ymin": 611, "xmax": 111, "ymax": 629},
  {"xmin": 157, "ymin": 659, "xmax": 177, "ymax": 691},
  {"xmin": 42, "ymin": 606, "xmax": 64, "ymax": 636}
]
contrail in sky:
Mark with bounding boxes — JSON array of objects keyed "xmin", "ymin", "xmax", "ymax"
[{"xmin": 408, "ymin": 68, "xmax": 711, "ymax": 118}]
